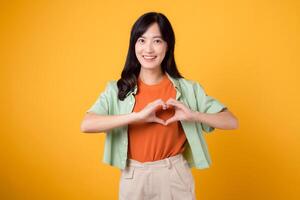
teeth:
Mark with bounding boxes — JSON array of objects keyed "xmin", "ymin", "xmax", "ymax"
[{"xmin": 143, "ymin": 56, "xmax": 156, "ymax": 60}]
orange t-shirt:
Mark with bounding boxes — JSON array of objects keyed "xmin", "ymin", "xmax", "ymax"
[{"xmin": 128, "ymin": 73, "xmax": 187, "ymax": 162}]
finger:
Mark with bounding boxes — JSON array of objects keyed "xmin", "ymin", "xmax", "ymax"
[
  {"xmin": 153, "ymin": 98, "xmax": 165, "ymax": 104},
  {"xmin": 162, "ymin": 103, "xmax": 168, "ymax": 110},
  {"xmin": 166, "ymin": 98, "xmax": 175, "ymax": 102},
  {"xmin": 166, "ymin": 98, "xmax": 179, "ymax": 105},
  {"xmin": 153, "ymin": 117, "xmax": 166, "ymax": 125},
  {"xmin": 166, "ymin": 98, "xmax": 180, "ymax": 104},
  {"xmin": 152, "ymin": 100, "xmax": 167, "ymax": 111},
  {"xmin": 166, "ymin": 101, "xmax": 182, "ymax": 109},
  {"xmin": 165, "ymin": 116, "xmax": 178, "ymax": 125}
]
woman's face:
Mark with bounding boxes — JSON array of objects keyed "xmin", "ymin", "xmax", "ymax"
[{"xmin": 135, "ymin": 22, "xmax": 168, "ymax": 71}]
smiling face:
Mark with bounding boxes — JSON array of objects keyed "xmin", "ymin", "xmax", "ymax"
[{"xmin": 135, "ymin": 22, "xmax": 168, "ymax": 71}]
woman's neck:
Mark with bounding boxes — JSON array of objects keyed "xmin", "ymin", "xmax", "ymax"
[{"xmin": 139, "ymin": 68, "xmax": 164, "ymax": 85}]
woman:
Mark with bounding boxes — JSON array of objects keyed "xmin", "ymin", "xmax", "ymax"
[{"xmin": 81, "ymin": 12, "xmax": 238, "ymax": 200}]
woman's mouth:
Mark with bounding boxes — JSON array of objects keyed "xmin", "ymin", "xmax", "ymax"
[{"xmin": 143, "ymin": 55, "xmax": 157, "ymax": 61}]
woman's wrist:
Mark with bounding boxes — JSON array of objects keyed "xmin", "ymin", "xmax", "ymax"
[
  {"xmin": 191, "ymin": 111, "xmax": 204, "ymax": 123},
  {"xmin": 129, "ymin": 112, "xmax": 141, "ymax": 123}
]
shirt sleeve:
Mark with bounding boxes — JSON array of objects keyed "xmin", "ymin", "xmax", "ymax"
[
  {"xmin": 194, "ymin": 82, "xmax": 227, "ymax": 133},
  {"xmin": 86, "ymin": 81, "xmax": 112, "ymax": 115}
]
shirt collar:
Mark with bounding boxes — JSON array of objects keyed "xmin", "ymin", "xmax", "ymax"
[{"xmin": 128, "ymin": 72, "xmax": 181, "ymax": 98}]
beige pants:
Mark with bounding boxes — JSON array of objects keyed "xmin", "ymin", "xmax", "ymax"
[{"xmin": 119, "ymin": 153, "xmax": 196, "ymax": 200}]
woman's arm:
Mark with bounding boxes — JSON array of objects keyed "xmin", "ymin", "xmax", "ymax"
[
  {"xmin": 80, "ymin": 112, "xmax": 139, "ymax": 133},
  {"xmin": 192, "ymin": 108, "xmax": 239, "ymax": 130},
  {"xmin": 81, "ymin": 99, "xmax": 167, "ymax": 133}
]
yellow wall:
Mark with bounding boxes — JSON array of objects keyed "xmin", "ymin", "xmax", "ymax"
[{"xmin": 1, "ymin": 0, "xmax": 299, "ymax": 199}]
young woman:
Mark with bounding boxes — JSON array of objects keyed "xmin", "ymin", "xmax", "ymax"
[{"xmin": 81, "ymin": 12, "xmax": 238, "ymax": 200}]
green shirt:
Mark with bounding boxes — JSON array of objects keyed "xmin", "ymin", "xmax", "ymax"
[{"xmin": 86, "ymin": 72, "xmax": 226, "ymax": 170}]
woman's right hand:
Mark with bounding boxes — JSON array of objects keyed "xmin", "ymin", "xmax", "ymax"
[{"xmin": 135, "ymin": 99, "xmax": 167, "ymax": 125}]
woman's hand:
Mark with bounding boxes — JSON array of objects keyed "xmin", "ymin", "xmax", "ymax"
[
  {"xmin": 135, "ymin": 99, "xmax": 168, "ymax": 125},
  {"xmin": 164, "ymin": 98, "xmax": 196, "ymax": 126}
]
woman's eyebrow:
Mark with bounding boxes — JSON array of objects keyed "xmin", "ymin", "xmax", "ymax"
[{"xmin": 140, "ymin": 35, "xmax": 162, "ymax": 39}]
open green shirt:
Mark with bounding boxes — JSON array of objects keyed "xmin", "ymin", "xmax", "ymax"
[{"xmin": 86, "ymin": 72, "xmax": 226, "ymax": 170}]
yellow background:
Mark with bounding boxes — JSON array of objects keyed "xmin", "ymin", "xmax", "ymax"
[{"xmin": 1, "ymin": 0, "xmax": 299, "ymax": 199}]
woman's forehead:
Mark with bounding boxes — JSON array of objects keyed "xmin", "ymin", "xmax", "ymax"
[{"xmin": 141, "ymin": 23, "xmax": 162, "ymax": 37}]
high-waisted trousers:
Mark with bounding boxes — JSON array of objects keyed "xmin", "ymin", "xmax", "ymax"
[{"xmin": 119, "ymin": 153, "xmax": 196, "ymax": 200}]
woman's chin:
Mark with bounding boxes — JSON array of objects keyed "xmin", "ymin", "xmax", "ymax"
[
  {"xmin": 141, "ymin": 64, "xmax": 160, "ymax": 69},
  {"xmin": 140, "ymin": 61, "xmax": 161, "ymax": 68}
]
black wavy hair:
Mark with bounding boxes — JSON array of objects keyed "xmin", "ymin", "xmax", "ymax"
[{"xmin": 117, "ymin": 12, "xmax": 184, "ymax": 100}]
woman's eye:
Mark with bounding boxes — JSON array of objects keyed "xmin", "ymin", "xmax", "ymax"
[
  {"xmin": 154, "ymin": 40, "xmax": 161, "ymax": 43},
  {"xmin": 138, "ymin": 39, "xmax": 145, "ymax": 43}
]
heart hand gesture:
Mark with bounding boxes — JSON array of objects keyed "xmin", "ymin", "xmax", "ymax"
[
  {"xmin": 164, "ymin": 98, "xmax": 196, "ymax": 125},
  {"xmin": 135, "ymin": 99, "xmax": 168, "ymax": 125},
  {"xmin": 135, "ymin": 98, "xmax": 196, "ymax": 126}
]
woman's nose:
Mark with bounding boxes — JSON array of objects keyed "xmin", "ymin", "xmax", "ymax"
[{"xmin": 145, "ymin": 42, "xmax": 154, "ymax": 53}]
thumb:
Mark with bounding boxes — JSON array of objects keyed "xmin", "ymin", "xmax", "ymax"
[
  {"xmin": 165, "ymin": 116, "xmax": 178, "ymax": 126},
  {"xmin": 153, "ymin": 116, "xmax": 166, "ymax": 125}
]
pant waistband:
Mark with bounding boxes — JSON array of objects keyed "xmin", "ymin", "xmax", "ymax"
[{"xmin": 126, "ymin": 154, "xmax": 184, "ymax": 169}]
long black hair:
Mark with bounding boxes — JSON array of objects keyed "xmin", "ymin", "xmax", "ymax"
[{"xmin": 117, "ymin": 12, "xmax": 184, "ymax": 100}]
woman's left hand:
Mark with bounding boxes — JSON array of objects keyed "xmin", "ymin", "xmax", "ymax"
[{"xmin": 164, "ymin": 98, "xmax": 196, "ymax": 126}]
